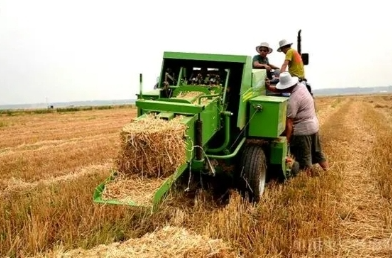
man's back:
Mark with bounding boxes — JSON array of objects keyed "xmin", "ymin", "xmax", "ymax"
[
  {"xmin": 287, "ymin": 83, "xmax": 318, "ymax": 135},
  {"xmin": 285, "ymin": 48, "xmax": 305, "ymax": 79}
]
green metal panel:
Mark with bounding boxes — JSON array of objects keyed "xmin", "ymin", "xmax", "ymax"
[
  {"xmin": 136, "ymin": 89, "xmax": 161, "ymax": 117},
  {"xmin": 270, "ymin": 137, "xmax": 288, "ymax": 165},
  {"xmin": 163, "ymin": 51, "xmax": 249, "ymax": 63},
  {"xmin": 181, "ymin": 115, "xmax": 197, "ymax": 161},
  {"xmin": 151, "ymin": 163, "xmax": 189, "ymax": 211},
  {"xmin": 136, "ymin": 99, "xmax": 204, "ymax": 114},
  {"xmin": 157, "ymin": 98, "xmax": 191, "ymax": 104},
  {"xmin": 251, "ymin": 69, "xmax": 267, "ymax": 94},
  {"xmin": 237, "ymin": 56, "xmax": 253, "ymax": 129},
  {"xmin": 239, "ymin": 69, "xmax": 267, "ymax": 103},
  {"xmin": 248, "ymin": 96, "xmax": 288, "ymax": 138},
  {"xmin": 200, "ymin": 99, "xmax": 220, "ymax": 145}
]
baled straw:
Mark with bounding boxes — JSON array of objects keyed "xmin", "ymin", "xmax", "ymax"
[{"xmin": 116, "ymin": 114, "xmax": 188, "ymax": 178}]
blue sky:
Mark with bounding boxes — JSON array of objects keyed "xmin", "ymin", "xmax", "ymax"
[{"xmin": 1, "ymin": 0, "xmax": 392, "ymax": 105}]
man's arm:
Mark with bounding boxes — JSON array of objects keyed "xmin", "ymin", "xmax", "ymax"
[
  {"xmin": 253, "ymin": 61, "xmax": 270, "ymax": 69},
  {"xmin": 269, "ymin": 63, "xmax": 280, "ymax": 69},
  {"xmin": 265, "ymin": 78, "xmax": 280, "ymax": 93},
  {"xmin": 280, "ymin": 49, "xmax": 293, "ymax": 73},
  {"xmin": 252, "ymin": 56, "xmax": 271, "ymax": 70},
  {"xmin": 280, "ymin": 60, "xmax": 289, "ymax": 73},
  {"xmin": 286, "ymin": 117, "xmax": 294, "ymax": 143},
  {"xmin": 286, "ymin": 96, "xmax": 298, "ymax": 144}
]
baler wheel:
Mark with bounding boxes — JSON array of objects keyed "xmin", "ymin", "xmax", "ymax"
[{"xmin": 239, "ymin": 145, "xmax": 267, "ymax": 203}]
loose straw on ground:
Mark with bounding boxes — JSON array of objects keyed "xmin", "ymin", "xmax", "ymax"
[
  {"xmin": 101, "ymin": 172, "xmax": 167, "ymax": 206},
  {"xmin": 45, "ymin": 226, "xmax": 238, "ymax": 258}
]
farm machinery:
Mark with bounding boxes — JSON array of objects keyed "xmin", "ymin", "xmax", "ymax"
[{"xmin": 93, "ymin": 33, "xmax": 310, "ymax": 211}]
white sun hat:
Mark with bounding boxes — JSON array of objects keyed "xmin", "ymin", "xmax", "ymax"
[
  {"xmin": 256, "ymin": 42, "xmax": 273, "ymax": 54},
  {"xmin": 277, "ymin": 39, "xmax": 293, "ymax": 52},
  {"xmin": 276, "ymin": 72, "xmax": 299, "ymax": 90}
]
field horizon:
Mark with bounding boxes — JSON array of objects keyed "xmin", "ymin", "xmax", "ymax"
[{"xmin": 1, "ymin": 85, "xmax": 392, "ymax": 111}]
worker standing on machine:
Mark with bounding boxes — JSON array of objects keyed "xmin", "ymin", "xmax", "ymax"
[
  {"xmin": 276, "ymin": 39, "xmax": 305, "ymax": 80},
  {"xmin": 276, "ymin": 39, "xmax": 313, "ymax": 97},
  {"xmin": 265, "ymin": 72, "xmax": 329, "ymax": 176}
]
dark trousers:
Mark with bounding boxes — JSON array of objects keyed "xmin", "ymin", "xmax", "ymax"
[{"xmin": 290, "ymin": 132, "xmax": 326, "ymax": 169}]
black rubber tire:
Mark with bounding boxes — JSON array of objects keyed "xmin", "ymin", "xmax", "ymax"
[{"xmin": 239, "ymin": 144, "xmax": 267, "ymax": 203}]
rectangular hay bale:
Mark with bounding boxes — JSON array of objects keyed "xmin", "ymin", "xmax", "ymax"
[
  {"xmin": 101, "ymin": 114, "xmax": 189, "ymax": 204},
  {"xmin": 116, "ymin": 114, "xmax": 188, "ymax": 178}
]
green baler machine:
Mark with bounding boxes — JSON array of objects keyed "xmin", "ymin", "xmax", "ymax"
[{"xmin": 93, "ymin": 51, "xmax": 299, "ymax": 211}]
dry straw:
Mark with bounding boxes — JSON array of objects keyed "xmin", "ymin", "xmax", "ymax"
[
  {"xmin": 116, "ymin": 113, "xmax": 188, "ymax": 178},
  {"xmin": 175, "ymin": 91, "xmax": 204, "ymax": 102},
  {"xmin": 49, "ymin": 226, "xmax": 238, "ymax": 257},
  {"xmin": 101, "ymin": 172, "xmax": 167, "ymax": 206},
  {"xmin": 175, "ymin": 91, "xmax": 215, "ymax": 105},
  {"xmin": 102, "ymin": 114, "xmax": 188, "ymax": 204}
]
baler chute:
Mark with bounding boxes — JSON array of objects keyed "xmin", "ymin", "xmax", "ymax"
[{"xmin": 93, "ymin": 51, "xmax": 300, "ymax": 212}]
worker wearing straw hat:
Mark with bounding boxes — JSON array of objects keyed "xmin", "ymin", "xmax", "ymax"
[
  {"xmin": 254, "ymin": 42, "xmax": 280, "ymax": 95},
  {"xmin": 276, "ymin": 39, "xmax": 305, "ymax": 80},
  {"xmin": 266, "ymin": 72, "xmax": 328, "ymax": 176},
  {"xmin": 253, "ymin": 42, "xmax": 280, "ymax": 73}
]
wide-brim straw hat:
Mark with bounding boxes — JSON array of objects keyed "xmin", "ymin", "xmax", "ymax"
[
  {"xmin": 277, "ymin": 39, "xmax": 293, "ymax": 52},
  {"xmin": 256, "ymin": 42, "xmax": 273, "ymax": 54},
  {"xmin": 276, "ymin": 72, "xmax": 299, "ymax": 90}
]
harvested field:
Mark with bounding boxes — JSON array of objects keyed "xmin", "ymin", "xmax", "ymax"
[{"xmin": 1, "ymin": 94, "xmax": 392, "ymax": 257}]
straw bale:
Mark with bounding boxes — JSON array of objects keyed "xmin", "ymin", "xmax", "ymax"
[
  {"xmin": 116, "ymin": 114, "xmax": 188, "ymax": 178},
  {"xmin": 49, "ymin": 226, "xmax": 238, "ymax": 258}
]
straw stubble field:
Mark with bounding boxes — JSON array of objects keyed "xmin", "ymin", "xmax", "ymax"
[{"xmin": 1, "ymin": 94, "xmax": 392, "ymax": 257}]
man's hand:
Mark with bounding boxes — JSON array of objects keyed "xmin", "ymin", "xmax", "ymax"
[
  {"xmin": 265, "ymin": 78, "xmax": 280, "ymax": 93},
  {"xmin": 265, "ymin": 78, "xmax": 271, "ymax": 89},
  {"xmin": 280, "ymin": 60, "xmax": 289, "ymax": 74},
  {"xmin": 264, "ymin": 64, "xmax": 271, "ymax": 71}
]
